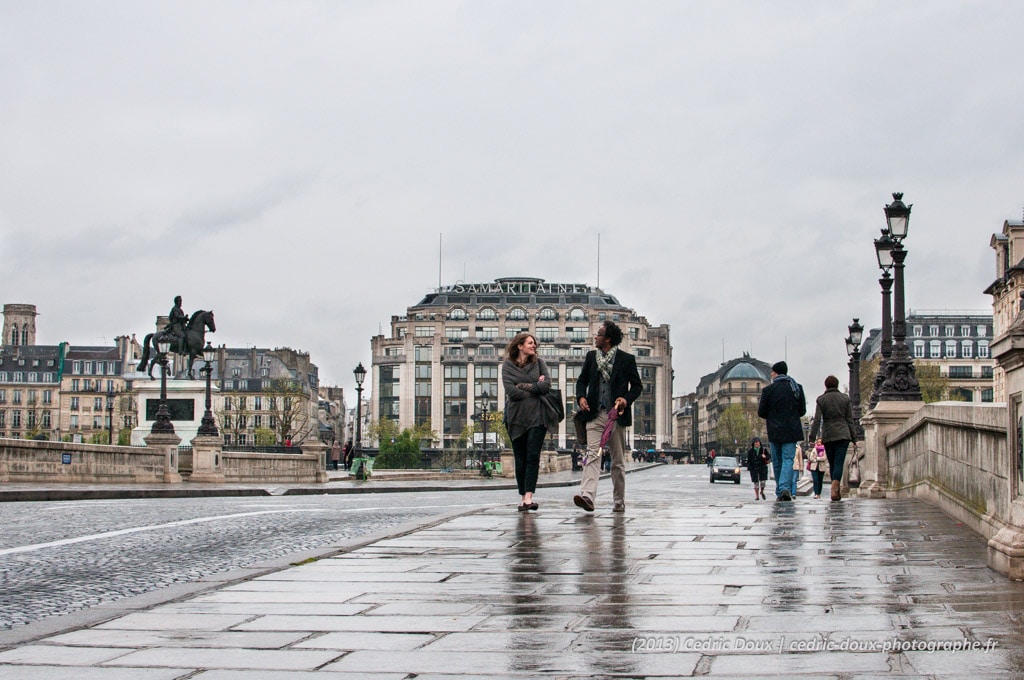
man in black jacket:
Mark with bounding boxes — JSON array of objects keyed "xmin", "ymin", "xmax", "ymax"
[
  {"xmin": 757, "ymin": 361, "xmax": 806, "ymax": 501},
  {"xmin": 573, "ymin": 320, "xmax": 643, "ymax": 513}
]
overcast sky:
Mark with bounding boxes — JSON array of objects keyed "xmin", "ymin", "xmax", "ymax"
[{"xmin": 2, "ymin": 1, "xmax": 1022, "ymax": 403}]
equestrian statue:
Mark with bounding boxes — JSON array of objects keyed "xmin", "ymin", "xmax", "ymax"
[{"xmin": 137, "ymin": 295, "xmax": 216, "ymax": 379}]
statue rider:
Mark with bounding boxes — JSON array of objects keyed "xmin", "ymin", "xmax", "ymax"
[{"xmin": 163, "ymin": 295, "xmax": 187, "ymax": 352}]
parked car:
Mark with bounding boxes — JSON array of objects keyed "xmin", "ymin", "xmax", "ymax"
[{"xmin": 709, "ymin": 455, "xmax": 742, "ymax": 484}]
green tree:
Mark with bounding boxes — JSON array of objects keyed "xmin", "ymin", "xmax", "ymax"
[
  {"xmin": 254, "ymin": 427, "xmax": 277, "ymax": 446},
  {"xmin": 456, "ymin": 411, "xmax": 509, "ymax": 449},
  {"xmin": 716, "ymin": 404, "xmax": 755, "ymax": 455}
]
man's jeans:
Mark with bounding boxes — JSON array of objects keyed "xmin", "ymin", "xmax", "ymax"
[{"xmin": 769, "ymin": 441, "xmax": 797, "ymax": 498}]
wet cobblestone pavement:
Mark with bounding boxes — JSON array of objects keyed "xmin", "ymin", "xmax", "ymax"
[{"xmin": 2, "ymin": 468, "xmax": 1023, "ymax": 677}]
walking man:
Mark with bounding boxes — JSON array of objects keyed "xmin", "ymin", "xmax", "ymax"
[
  {"xmin": 757, "ymin": 361, "xmax": 806, "ymax": 502},
  {"xmin": 573, "ymin": 320, "xmax": 642, "ymax": 513}
]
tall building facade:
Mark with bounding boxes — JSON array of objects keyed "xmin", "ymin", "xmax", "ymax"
[
  {"xmin": 987, "ymin": 219, "xmax": 1024, "ymax": 402},
  {"xmin": 693, "ymin": 354, "xmax": 771, "ymax": 456},
  {"xmin": 370, "ymin": 277, "xmax": 673, "ymax": 450}
]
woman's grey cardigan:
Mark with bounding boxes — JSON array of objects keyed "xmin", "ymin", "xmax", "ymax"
[{"xmin": 501, "ymin": 357, "xmax": 551, "ymax": 442}]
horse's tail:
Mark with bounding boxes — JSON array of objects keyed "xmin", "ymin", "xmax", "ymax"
[{"xmin": 137, "ymin": 333, "xmax": 154, "ymax": 371}]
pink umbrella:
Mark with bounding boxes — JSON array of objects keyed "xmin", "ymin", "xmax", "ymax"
[
  {"xmin": 580, "ymin": 408, "xmax": 619, "ymax": 467},
  {"xmin": 599, "ymin": 407, "xmax": 619, "ymax": 450}
]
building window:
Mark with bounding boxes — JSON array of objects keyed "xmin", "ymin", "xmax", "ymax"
[
  {"xmin": 13, "ymin": 373, "xmax": 23, "ymax": 382},
  {"xmin": 949, "ymin": 366, "xmax": 973, "ymax": 379},
  {"xmin": 567, "ymin": 327, "xmax": 588, "ymax": 342},
  {"xmin": 913, "ymin": 341, "xmax": 925, "ymax": 358},
  {"xmin": 0, "ymin": 390, "xmax": 5, "ymax": 404},
  {"xmin": 945, "ymin": 326, "xmax": 955, "ymax": 337},
  {"xmin": 12, "ymin": 390, "xmax": 20, "ymax": 405},
  {"xmin": 446, "ymin": 328, "xmax": 468, "ymax": 342},
  {"xmin": 945, "ymin": 340, "xmax": 957, "ymax": 357},
  {"xmin": 960, "ymin": 325, "xmax": 971, "ymax": 336},
  {"xmin": 962, "ymin": 341, "xmax": 973, "ymax": 358},
  {"xmin": 506, "ymin": 326, "xmax": 527, "ymax": 339},
  {"xmin": 254, "ymin": 396, "xmax": 262, "ymax": 410},
  {"xmin": 83, "ymin": 379, "xmax": 93, "ymax": 392},
  {"xmin": 538, "ymin": 307, "xmax": 557, "ymax": 320},
  {"xmin": 93, "ymin": 397, "xmax": 103, "ymax": 411},
  {"xmin": 415, "ymin": 346, "xmax": 432, "ymax": 362},
  {"xmin": 913, "ymin": 325, "xmax": 922, "ymax": 337},
  {"xmin": 477, "ymin": 327, "xmax": 499, "ymax": 340},
  {"xmin": 92, "ymin": 416, "xmax": 102, "ymax": 429},
  {"xmin": 568, "ymin": 307, "xmax": 587, "ymax": 321},
  {"xmin": 929, "ymin": 325, "xmax": 939, "ymax": 337},
  {"xmin": 448, "ymin": 307, "xmax": 467, "ymax": 320},
  {"xmin": 982, "ymin": 388, "xmax": 994, "ymax": 403},
  {"xmin": 629, "ymin": 328, "xmax": 639, "ymax": 340},
  {"xmin": 477, "ymin": 307, "xmax": 497, "ymax": 320},
  {"xmin": 982, "ymin": 366, "xmax": 994, "ymax": 378},
  {"xmin": 636, "ymin": 348, "xmax": 652, "ymax": 357},
  {"xmin": 12, "ymin": 411, "xmax": 21, "ymax": 427},
  {"xmin": 71, "ymin": 397, "xmax": 80, "ymax": 411},
  {"xmin": 0, "ymin": 411, "xmax": 4, "ymax": 427},
  {"xmin": 978, "ymin": 326, "xmax": 987, "ymax": 337},
  {"xmin": 979, "ymin": 341, "xmax": 990, "ymax": 359},
  {"xmin": 42, "ymin": 411, "xmax": 51, "ymax": 428},
  {"xmin": 536, "ymin": 327, "xmax": 557, "ymax": 342},
  {"xmin": 72, "ymin": 379, "xmax": 79, "ymax": 392},
  {"xmin": 507, "ymin": 307, "xmax": 527, "ymax": 321},
  {"xmin": 70, "ymin": 415, "xmax": 78, "ymax": 428},
  {"xmin": 73, "ymin": 361, "xmax": 81, "ymax": 374},
  {"xmin": 929, "ymin": 341, "xmax": 941, "ymax": 358}
]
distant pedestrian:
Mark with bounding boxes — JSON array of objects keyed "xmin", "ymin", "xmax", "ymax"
[
  {"xmin": 502, "ymin": 332, "xmax": 550, "ymax": 512},
  {"xmin": 758, "ymin": 361, "xmax": 806, "ymax": 502},
  {"xmin": 329, "ymin": 441, "xmax": 341, "ymax": 470},
  {"xmin": 707, "ymin": 449, "xmax": 716, "ymax": 468},
  {"xmin": 807, "ymin": 438, "xmax": 828, "ymax": 499},
  {"xmin": 746, "ymin": 437, "xmax": 770, "ymax": 501},
  {"xmin": 343, "ymin": 440, "xmax": 354, "ymax": 470},
  {"xmin": 573, "ymin": 320, "xmax": 642, "ymax": 514},
  {"xmin": 808, "ymin": 374, "xmax": 858, "ymax": 501}
]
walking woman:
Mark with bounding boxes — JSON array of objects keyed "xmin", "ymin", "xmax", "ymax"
[
  {"xmin": 808, "ymin": 375, "xmax": 858, "ymax": 501},
  {"xmin": 746, "ymin": 437, "xmax": 770, "ymax": 500},
  {"xmin": 502, "ymin": 332, "xmax": 551, "ymax": 512}
]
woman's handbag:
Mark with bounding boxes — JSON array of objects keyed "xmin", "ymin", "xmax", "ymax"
[
  {"xmin": 539, "ymin": 389, "xmax": 565, "ymax": 427},
  {"xmin": 847, "ymin": 453, "xmax": 862, "ymax": 487}
]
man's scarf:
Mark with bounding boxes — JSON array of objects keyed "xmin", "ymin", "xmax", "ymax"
[{"xmin": 596, "ymin": 348, "xmax": 617, "ymax": 381}]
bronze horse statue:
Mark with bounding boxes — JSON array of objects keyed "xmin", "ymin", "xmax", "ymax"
[{"xmin": 137, "ymin": 309, "xmax": 216, "ymax": 379}]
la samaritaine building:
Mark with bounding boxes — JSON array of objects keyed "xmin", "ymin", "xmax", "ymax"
[{"xmin": 370, "ymin": 278, "xmax": 673, "ymax": 451}]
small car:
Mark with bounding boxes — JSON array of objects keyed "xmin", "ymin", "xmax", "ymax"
[{"xmin": 709, "ymin": 455, "xmax": 742, "ymax": 484}]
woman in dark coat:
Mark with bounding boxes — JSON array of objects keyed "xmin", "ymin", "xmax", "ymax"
[
  {"xmin": 502, "ymin": 332, "xmax": 551, "ymax": 512},
  {"xmin": 808, "ymin": 375, "xmax": 858, "ymax": 501},
  {"xmin": 746, "ymin": 437, "xmax": 770, "ymax": 501}
]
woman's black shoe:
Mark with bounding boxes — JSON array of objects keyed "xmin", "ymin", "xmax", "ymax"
[
  {"xmin": 517, "ymin": 503, "xmax": 529, "ymax": 512},
  {"xmin": 529, "ymin": 502, "xmax": 539, "ymax": 511}
]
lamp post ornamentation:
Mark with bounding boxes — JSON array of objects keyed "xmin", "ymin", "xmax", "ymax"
[
  {"xmin": 475, "ymin": 391, "xmax": 491, "ymax": 476},
  {"xmin": 197, "ymin": 342, "xmax": 219, "ymax": 436},
  {"xmin": 876, "ymin": 192, "xmax": 922, "ymax": 402},
  {"xmin": 353, "ymin": 362, "xmax": 366, "ymax": 478},
  {"xmin": 845, "ymin": 318, "xmax": 865, "ymax": 440},
  {"xmin": 150, "ymin": 338, "xmax": 175, "ymax": 434},
  {"xmin": 106, "ymin": 384, "xmax": 115, "ymax": 445}
]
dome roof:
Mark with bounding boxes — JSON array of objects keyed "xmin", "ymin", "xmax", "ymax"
[{"xmin": 723, "ymin": 362, "xmax": 767, "ymax": 381}]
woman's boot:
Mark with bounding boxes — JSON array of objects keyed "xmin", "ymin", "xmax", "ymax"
[{"xmin": 830, "ymin": 480, "xmax": 841, "ymax": 502}]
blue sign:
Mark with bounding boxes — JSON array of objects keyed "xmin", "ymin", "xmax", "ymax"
[{"xmin": 61, "ymin": 453, "xmax": 72, "ymax": 465}]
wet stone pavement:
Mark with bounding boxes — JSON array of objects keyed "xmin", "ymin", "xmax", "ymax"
[{"xmin": 3, "ymin": 493, "xmax": 1024, "ymax": 678}]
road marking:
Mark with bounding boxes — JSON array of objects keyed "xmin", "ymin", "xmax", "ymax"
[
  {"xmin": 0, "ymin": 510, "xmax": 322, "ymax": 556},
  {"xmin": 0, "ymin": 503, "xmax": 503, "ymax": 556}
]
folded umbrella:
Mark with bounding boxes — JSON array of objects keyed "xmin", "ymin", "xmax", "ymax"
[{"xmin": 599, "ymin": 407, "xmax": 619, "ymax": 450}]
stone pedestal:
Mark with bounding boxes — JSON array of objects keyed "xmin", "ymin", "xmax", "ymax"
[
  {"xmin": 857, "ymin": 400, "xmax": 923, "ymax": 498},
  {"xmin": 302, "ymin": 439, "xmax": 330, "ymax": 484},
  {"xmin": 144, "ymin": 431, "xmax": 183, "ymax": 484},
  {"xmin": 189, "ymin": 434, "xmax": 225, "ymax": 483}
]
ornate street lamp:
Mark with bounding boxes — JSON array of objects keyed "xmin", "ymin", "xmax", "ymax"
[
  {"xmin": 877, "ymin": 192, "xmax": 922, "ymax": 401},
  {"xmin": 846, "ymin": 318, "xmax": 865, "ymax": 440},
  {"xmin": 197, "ymin": 342, "xmax": 219, "ymax": 436},
  {"xmin": 475, "ymin": 390, "xmax": 491, "ymax": 474},
  {"xmin": 151, "ymin": 338, "xmax": 175, "ymax": 434},
  {"xmin": 869, "ymin": 229, "xmax": 895, "ymax": 408},
  {"xmin": 106, "ymin": 384, "xmax": 115, "ymax": 444},
  {"xmin": 353, "ymin": 362, "xmax": 366, "ymax": 457}
]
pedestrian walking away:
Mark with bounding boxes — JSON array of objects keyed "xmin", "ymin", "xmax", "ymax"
[
  {"xmin": 808, "ymin": 374, "xmax": 858, "ymax": 501},
  {"xmin": 758, "ymin": 360, "xmax": 806, "ymax": 502},
  {"xmin": 746, "ymin": 437, "xmax": 770, "ymax": 500},
  {"xmin": 342, "ymin": 440, "xmax": 353, "ymax": 471},
  {"xmin": 573, "ymin": 320, "xmax": 642, "ymax": 513},
  {"xmin": 329, "ymin": 440, "xmax": 341, "ymax": 470},
  {"xmin": 502, "ymin": 332, "xmax": 552, "ymax": 512}
]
